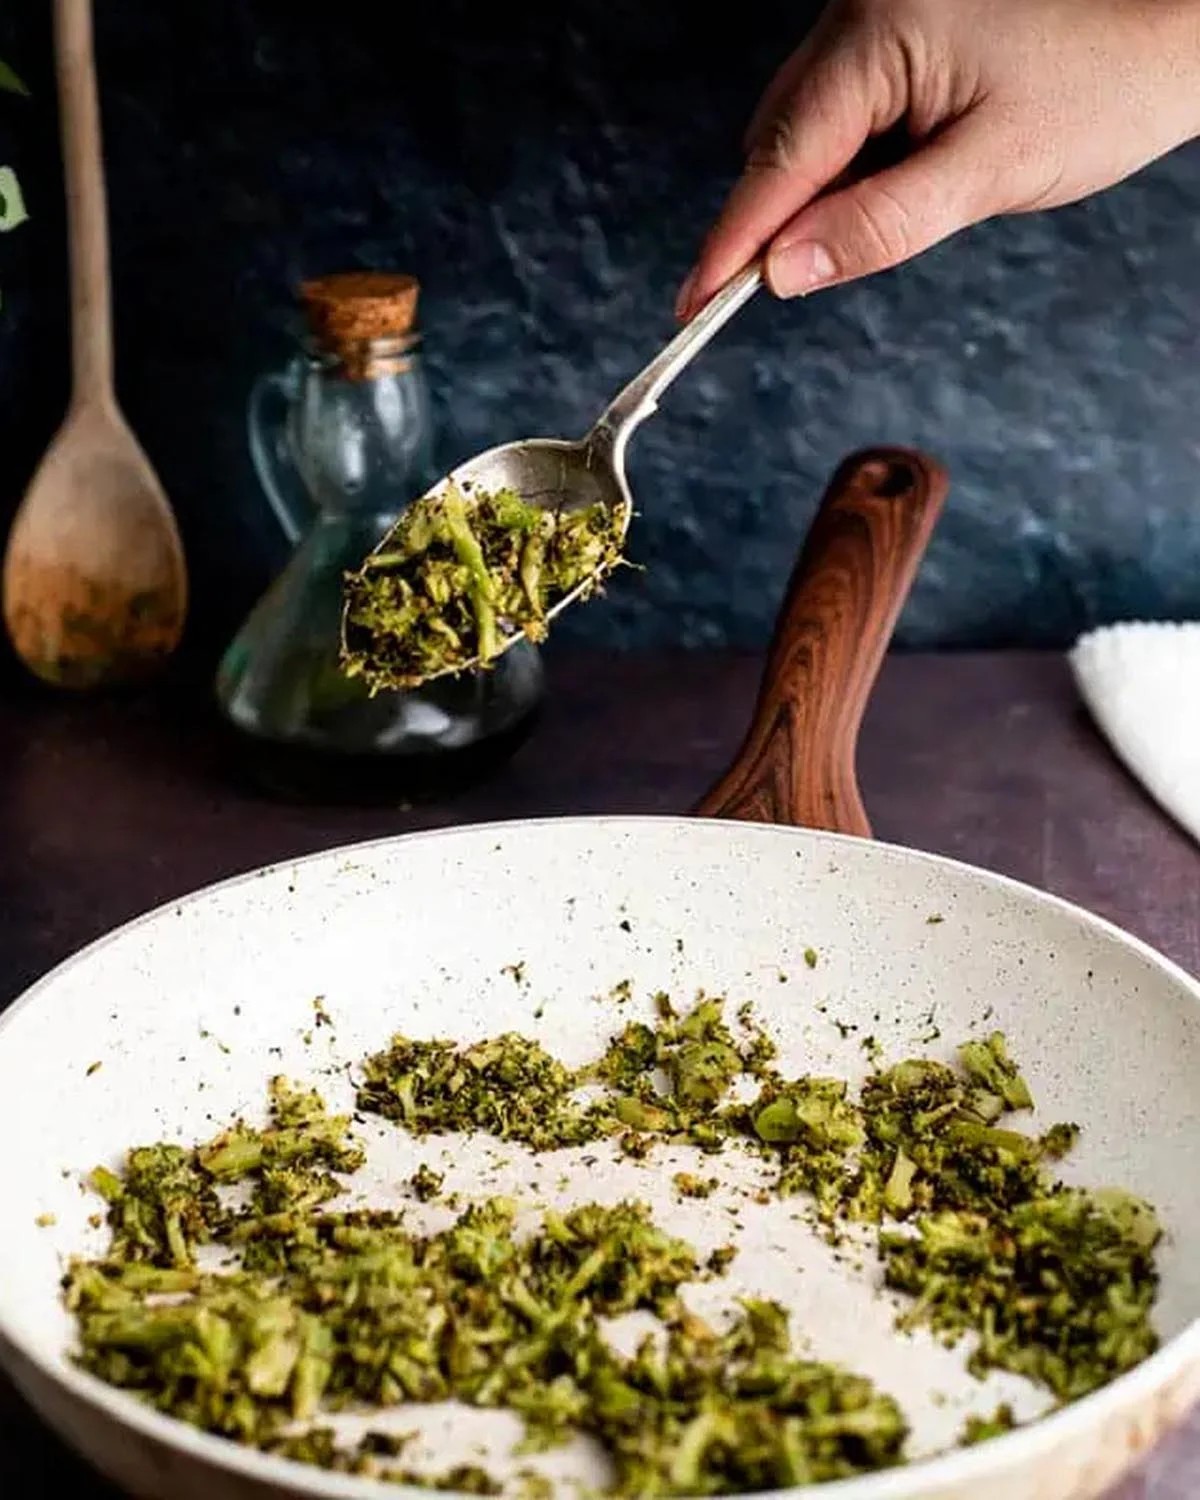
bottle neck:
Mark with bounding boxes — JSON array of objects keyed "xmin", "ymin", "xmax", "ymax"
[
  {"xmin": 291, "ymin": 339, "xmax": 435, "ymax": 522},
  {"xmin": 308, "ymin": 329, "xmax": 422, "ymax": 385}
]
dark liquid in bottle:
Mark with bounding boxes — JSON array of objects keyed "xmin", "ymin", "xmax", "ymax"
[{"xmin": 219, "ymin": 709, "xmax": 540, "ymax": 807}]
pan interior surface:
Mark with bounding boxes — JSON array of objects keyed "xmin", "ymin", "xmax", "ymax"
[{"xmin": 1, "ymin": 816, "xmax": 1199, "ymax": 1497}]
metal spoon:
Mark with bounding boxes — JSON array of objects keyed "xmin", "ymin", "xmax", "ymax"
[{"xmin": 344, "ymin": 263, "xmax": 762, "ymax": 683}]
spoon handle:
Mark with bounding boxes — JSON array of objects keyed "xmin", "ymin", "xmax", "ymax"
[
  {"xmin": 589, "ymin": 263, "xmax": 761, "ymax": 461},
  {"xmin": 694, "ymin": 448, "xmax": 949, "ymax": 836},
  {"xmin": 54, "ymin": 0, "xmax": 113, "ymax": 405}
]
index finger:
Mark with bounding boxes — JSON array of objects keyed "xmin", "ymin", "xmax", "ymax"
[{"xmin": 678, "ymin": 41, "xmax": 877, "ymax": 320}]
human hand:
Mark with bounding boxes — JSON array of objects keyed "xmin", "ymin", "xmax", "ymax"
[{"xmin": 677, "ymin": 0, "xmax": 1200, "ymax": 319}]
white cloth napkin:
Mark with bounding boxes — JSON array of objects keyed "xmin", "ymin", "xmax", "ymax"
[{"xmin": 1070, "ymin": 622, "xmax": 1200, "ymax": 847}]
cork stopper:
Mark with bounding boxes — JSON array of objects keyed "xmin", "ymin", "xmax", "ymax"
[{"xmin": 298, "ymin": 271, "xmax": 420, "ymax": 380}]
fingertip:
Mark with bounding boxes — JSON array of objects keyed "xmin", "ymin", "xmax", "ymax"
[
  {"xmin": 675, "ymin": 257, "xmax": 713, "ymax": 322},
  {"xmin": 673, "ymin": 265, "xmax": 699, "ymax": 323},
  {"xmin": 681, "ymin": 229, "xmax": 759, "ymax": 322},
  {"xmin": 676, "ymin": 264, "xmax": 726, "ymax": 323},
  {"xmin": 765, "ymin": 238, "xmax": 838, "ymax": 298}
]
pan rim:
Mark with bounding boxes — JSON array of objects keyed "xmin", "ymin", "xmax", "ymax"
[{"xmin": 2, "ymin": 812, "xmax": 1198, "ymax": 1499}]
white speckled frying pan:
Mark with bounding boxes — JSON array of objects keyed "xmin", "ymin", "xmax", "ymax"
[{"xmin": 1, "ymin": 450, "xmax": 1199, "ymax": 1500}]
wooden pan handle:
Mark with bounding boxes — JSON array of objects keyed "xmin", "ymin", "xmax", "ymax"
[{"xmin": 694, "ymin": 447, "xmax": 948, "ymax": 836}]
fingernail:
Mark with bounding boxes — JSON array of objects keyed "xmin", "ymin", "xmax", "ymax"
[
  {"xmin": 768, "ymin": 240, "xmax": 837, "ymax": 297},
  {"xmin": 674, "ymin": 265, "xmax": 699, "ymax": 321}
]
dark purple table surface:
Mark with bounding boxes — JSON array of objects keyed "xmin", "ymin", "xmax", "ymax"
[{"xmin": 2, "ymin": 650, "xmax": 1198, "ymax": 1497}]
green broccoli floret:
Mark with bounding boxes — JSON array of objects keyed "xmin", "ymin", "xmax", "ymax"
[{"xmin": 957, "ymin": 1033, "xmax": 1034, "ymax": 1111}]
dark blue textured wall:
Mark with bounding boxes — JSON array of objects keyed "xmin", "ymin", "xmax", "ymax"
[{"xmin": 1, "ymin": 1, "xmax": 1199, "ymax": 665}]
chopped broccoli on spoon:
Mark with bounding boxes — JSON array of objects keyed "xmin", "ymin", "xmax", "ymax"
[{"xmin": 341, "ymin": 483, "xmax": 626, "ymax": 692}]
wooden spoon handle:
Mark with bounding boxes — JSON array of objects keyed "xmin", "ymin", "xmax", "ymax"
[
  {"xmin": 54, "ymin": 0, "xmax": 113, "ymax": 403},
  {"xmin": 694, "ymin": 447, "xmax": 948, "ymax": 836}
]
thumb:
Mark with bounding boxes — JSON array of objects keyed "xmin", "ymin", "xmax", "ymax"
[{"xmin": 764, "ymin": 118, "xmax": 993, "ymax": 296}]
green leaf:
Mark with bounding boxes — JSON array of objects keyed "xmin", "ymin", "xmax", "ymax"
[
  {"xmin": 0, "ymin": 58, "xmax": 29, "ymax": 97},
  {"xmin": 0, "ymin": 166, "xmax": 28, "ymax": 232}
]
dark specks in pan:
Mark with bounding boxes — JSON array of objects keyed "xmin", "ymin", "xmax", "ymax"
[
  {"xmin": 917, "ymin": 1006, "xmax": 941, "ymax": 1045},
  {"xmin": 85, "ymin": 1061, "xmax": 102, "ymax": 1077}
]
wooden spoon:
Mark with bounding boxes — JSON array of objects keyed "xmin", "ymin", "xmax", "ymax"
[{"xmin": 2, "ymin": 0, "xmax": 186, "ymax": 689}]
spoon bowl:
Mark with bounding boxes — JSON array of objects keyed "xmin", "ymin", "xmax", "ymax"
[
  {"xmin": 3, "ymin": 399, "xmax": 187, "ymax": 688},
  {"xmin": 344, "ymin": 264, "xmax": 762, "ymax": 684},
  {"xmin": 448, "ymin": 435, "xmax": 633, "ymax": 520}
]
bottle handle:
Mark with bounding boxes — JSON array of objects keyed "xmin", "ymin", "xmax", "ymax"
[{"xmin": 247, "ymin": 363, "xmax": 310, "ymax": 545}]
